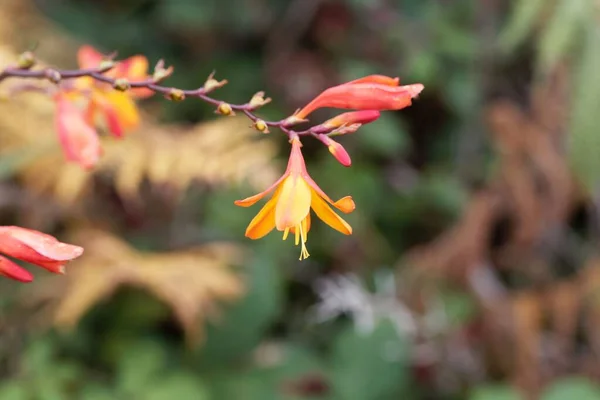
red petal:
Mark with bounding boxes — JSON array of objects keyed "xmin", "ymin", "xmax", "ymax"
[
  {"xmin": 55, "ymin": 94, "xmax": 102, "ymax": 169},
  {"xmin": 0, "ymin": 255, "xmax": 33, "ymax": 283}
]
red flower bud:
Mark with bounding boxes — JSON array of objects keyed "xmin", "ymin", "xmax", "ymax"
[
  {"xmin": 313, "ymin": 110, "xmax": 381, "ymax": 133},
  {"xmin": 295, "ymin": 80, "xmax": 424, "ymax": 119},
  {"xmin": 346, "ymin": 75, "xmax": 400, "ymax": 86},
  {"xmin": 0, "ymin": 255, "xmax": 33, "ymax": 283},
  {"xmin": 0, "ymin": 226, "xmax": 83, "ymax": 275},
  {"xmin": 321, "ymin": 136, "xmax": 351, "ymax": 167}
]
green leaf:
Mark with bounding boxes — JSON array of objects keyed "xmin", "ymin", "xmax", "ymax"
[
  {"xmin": 541, "ymin": 377, "xmax": 600, "ymax": 400},
  {"xmin": 115, "ymin": 339, "xmax": 168, "ymax": 395},
  {"xmin": 469, "ymin": 384, "xmax": 523, "ymax": 400},
  {"xmin": 499, "ymin": 0, "xmax": 549, "ymax": 51},
  {"xmin": 331, "ymin": 320, "xmax": 409, "ymax": 400},
  {"xmin": 195, "ymin": 254, "xmax": 283, "ymax": 367},
  {"xmin": 0, "ymin": 382, "xmax": 28, "ymax": 400},
  {"xmin": 568, "ymin": 24, "xmax": 600, "ymax": 193},
  {"xmin": 142, "ymin": 372, "xmax": 210, "ymax": 400},
  {"xmin": 538, "ymin": 0, "xmax": 589, "ymax": 72}
]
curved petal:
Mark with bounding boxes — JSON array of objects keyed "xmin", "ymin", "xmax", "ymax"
[
  {"xmin": 303, "ymin": 173, "xmax": 354, "ymax": 214},
  {"xmin": 310, "ymin": 190, "xmax": 352, "ymax": 235},
  {"xmin": 234, "ymin": 174, "xmax": 286, "ymax": 207},
  {"xmin": 245, "ymin": 195, "xmax": 278, "ymax": 239},
  {"xmin": 275, "ymin": 176, "xmax": 312, "ymax": 231},
  {"xmin": 97, "ymin": 91, "xmax": 140, "ymax": 136}
]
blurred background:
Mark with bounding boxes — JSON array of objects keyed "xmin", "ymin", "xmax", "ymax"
[{"xmin": 1, "ymin": 0, "xmax": 600, "ymax": 399}]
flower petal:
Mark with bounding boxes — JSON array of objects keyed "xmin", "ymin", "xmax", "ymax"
[
  {"xmin": 0, "ymin": 226, "xmax": 83, "ymax": 274},
  {"xmin": 77, "ymin": 45, "xmax": 104, "ymax": 69},
  {"xmin": 275, "ymin": 176, "xmax": 312, "ymax": 231},
  {"xmin": 346, "ymin": 75, "xmax": 399, "ymax": 86},
  {"xmin": 234, "ymin": 175, "xmax": 285, "ymax": 207},
  {"xmin": 55, "ymin": 94, "xmax": 102, "ymax": 169},
  {"xmin": 333, "ymin": 196, "xmax": 355, "ymax": 214},
  {"xmin": 98, "ymin": 91, "xmax": 140, "ymax": 136},
  {"xmin": 302, "ymin": 173, "xmax": 353, "ymax": 213},
  {"xmin": 310, "ymin": 190, "xmax": 352, "ymax": 235},
  {"xmin": 245, "ymin": 195, "xmax": 278, "ymax": 239},
  {"xmin": 0, "ymin": 255, "xmax": 33, "ymax": 283}
]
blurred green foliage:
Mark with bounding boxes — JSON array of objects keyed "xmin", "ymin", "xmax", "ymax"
[{"xmin": 2, "ymin": 0, "xmax": 600, "ymax": 399}]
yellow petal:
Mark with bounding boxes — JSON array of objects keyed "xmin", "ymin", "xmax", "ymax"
[
  {"xmin": 103, "ymin": 91, "xmax": 140, "ymax": 134},
  {"xmin": 275, "ymin": 175, "xmax": 312, "ymax": 231},
  {"xmin": 310, "ymin": 190, "xmax": 352, "ymax": 235},
  {"xmin": 245, "ymin": 196, "xmax": 277, "ymax": 239},
  {"xmin": 234, "ymin": 175, "xmax": 285, "ymax": 207}
]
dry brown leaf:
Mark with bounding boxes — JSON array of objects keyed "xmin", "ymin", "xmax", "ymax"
[{"xmin": 50, "ymin": 229, "xmax": 246, "ymax": 346}]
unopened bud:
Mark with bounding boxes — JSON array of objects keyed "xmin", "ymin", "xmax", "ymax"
[
  {"xmin": 204, "ymin": 71, "xmax": 228, "ymax": 93},
  {"xmin": 330, "ymin": 123, "xmax": 362, "ymax": 136},
  {"xmin": 98, "ymin": 60, "xmax": 116, "ymax": 72},
  {"xmin": 216, "ymin": 102, "xmax": 235, "ymax": 116},
  {"xmin": 322, "ymin": 136, "xmax": 351, "ymax": 167},
  {"xmin": 152, "ymin": 60, "xmax": 174, "ymax": 82},
  {"xmin": 45, "ymin": 69, "xmax": 61, "ymax": 84},
  {"xmin": 248, "ymin": 91, "xmax": 272, "ymax": 110},
  {"xmin": 113, "ymin": 78, "xmax": 130, "ymax": 91},
  {"xmin": 167, "ymin": 88, "xmax": 185, "ymax": 102},
  {"xmin": 253, "ymin": 119, "xmax": 269, "ymax": 133},
  {"xmin": 17, "ymin": 51, "xmax": 36, "ymax": 69}
]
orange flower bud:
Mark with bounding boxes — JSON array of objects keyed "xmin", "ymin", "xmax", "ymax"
[
  {"xmin": 321, "ymin": 136, "xmax": 351, "ymax": 167},
  {"xmin": 295, "ymin": 77, "xmax": 424, "ymax": 119}
]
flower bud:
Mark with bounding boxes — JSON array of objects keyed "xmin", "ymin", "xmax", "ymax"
[
  {"xmin": 167, "ymin": 88, "xmax": 186, "ymax": 102},
  {"xmin": 253, "ymin": 119, "xmax": 269, "ymax": 133},
  {"xmin": 216, "ymin": 102, "xmax": 235, "ymax": 116},
  {"xmin": 17, "ymin": 51, "xmax": 36, "ymax": 69},
  {"xmin": 45, "ymin": 69, "xmax": 61, "ymax": 84},
  {"xmin": 204, "ymin": 71, "xmax": 228, "ymax": 93},
  {"xmin": 321, "ymin": 136, "xmax": 351, "ymax": 167},
  {"xmin": 113, "ymin": 78, "xmax": 131, "ymax": 91},
  {"xmin": 248, "ymin": 91, "xmax": 272, "ymax": 110}
]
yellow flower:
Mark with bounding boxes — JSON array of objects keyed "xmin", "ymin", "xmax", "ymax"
[{"xmin": 235, "ymin": 137, "xmax": 355, "ymax": 260}]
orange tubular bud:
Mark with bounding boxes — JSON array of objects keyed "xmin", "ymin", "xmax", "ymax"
[
  {"xmin": 346, "ymin": 75, "xmax": 400, "ymax": 86},
  {"xmin": 295, "ymin": 78, "xmax": 424, "ymax": 119},
  {"xmin": 321, "ymin": 136, "xmax": 351, "ymax": 167},
  {"xmin": 313, "ymin": 110, "xmax": 381, "ymax": 134}
]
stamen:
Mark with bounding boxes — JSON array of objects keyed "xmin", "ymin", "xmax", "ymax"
[
  {"xmin": 282, "ymin": 227, "xmax": 290, "ymax": 241},
  {"xmin": 295, "ymin": 225, "xmax": 300, "ymax": 245},
  {"xmin": 298, "ymin": 219, "xmax": 310, "ymax": 260}
]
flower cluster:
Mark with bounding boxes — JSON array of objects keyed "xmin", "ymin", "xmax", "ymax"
[
  {"xmin": 55, "ymin": 46, "xmax": 152, "ymax": 169},
  {"xmin": 236, "ymin": 75, "xmax": 423, "ymax": 259},
  {"xmin": 1, "ymin": 48, "xmax": 423, "ymax": 262},
  {"xmin": 0, "ymin": 226, "xmax": 83, "ymax": 282}
]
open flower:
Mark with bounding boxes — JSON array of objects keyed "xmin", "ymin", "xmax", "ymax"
[
  {"xmin": 0, "ymin": 226, "xmax": 84, "ymax": 283},
  {"xmin": 235, "ymin": 137, "xmax": 355, "ymax": 260},
  {"xmin": 295, "ymin": 75, "xmax": 424, "ymax": 120},
  {"xmin": 75, "ymin": 45, "xmax": 153, "ymax": 137}
]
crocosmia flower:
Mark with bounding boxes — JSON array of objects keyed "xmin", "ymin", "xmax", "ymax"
[
  {"xmin": 54, "ymin": 93, "xmax": 101, "ymax": 169},
  {"xmin": 75, "ymin": 45, "xmax": 153, "ymax": 137},
  {"xmin": 235, "ymin": 137, "xmax": 355, "ymax": 260},
  {"xmin": 0, "ymin": 226, "xmax": 84, "ymax": 283},
  {"xmin": 295, "ymin": 75, "xmax": 423, "ymax": 119}
]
